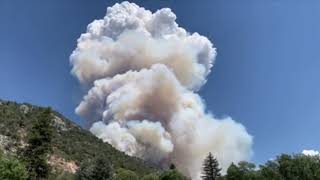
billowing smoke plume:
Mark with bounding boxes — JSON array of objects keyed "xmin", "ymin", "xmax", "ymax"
[{"xmin": 70, "ymin": 2, "xmax": 253, "ymax": 179}]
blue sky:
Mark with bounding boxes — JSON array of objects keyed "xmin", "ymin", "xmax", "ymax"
[{"xmin": 1, "ymin": 0, "xmax": 320, "ymax": 164}]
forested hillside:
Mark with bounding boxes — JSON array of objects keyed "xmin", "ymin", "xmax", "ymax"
[{"xmin": 0, "ymin": 99, "xmax": 159, "ymax": 179}]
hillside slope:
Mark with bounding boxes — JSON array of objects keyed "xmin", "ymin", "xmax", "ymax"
[{"xmin": 0, "ymin": 99, "xmax": 159, "ymax": 177}]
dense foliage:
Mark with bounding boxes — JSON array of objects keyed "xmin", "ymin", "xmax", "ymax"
[
  {"xmin": 76, "ymin": 156, "xmax": 112, "ymax": 180},
  {"xmin": 141, "ymin": 173, "xmax": 160, "ymax": 180},
  {"xmin": 159, "ymin": 170, "xmax": 187, "ymax": 180},
  {"xmin": 113, "ymin": 168, "xmax": 139, "ymax": 180},
  {"xmin": 0, "ymin": 150, "xmax": 28, "ymax": 180},
  {"xmin": 24, "ymin": 108, "xmax": 53, "ymax": 180},
  {"xmin": 222, "ymin": 161, "xmax": 258, "ymax": 180},
  {"xmin": 76, "ymin": 162, "xmax": 188, "ymax": 180},
  {"xmin": 222, "ymin": 154, "xmax": 320, "ymax": 180}
]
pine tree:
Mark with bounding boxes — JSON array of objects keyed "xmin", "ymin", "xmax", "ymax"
[
  {"xmin": 201, "ymin": 152, "xmax": 221, "ymax": 180},
  {"xmin": 23, "ymin": 108, "xmax": 53, "ymax": 180}
]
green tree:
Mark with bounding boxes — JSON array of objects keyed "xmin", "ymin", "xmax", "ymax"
[
  {"xmin": 0, "ymin": 152, "xmax": 28, "ymax": 180},
  {"xmin": 201, "ymin": 152, "xmax": 221, "ymax": 180},
  {"xmin": 142, "ymin": 173, "xmax": 160, "ymax": 180},
  {"xmin": 160, "ymin": 170, "xmax": 187, "ymax": 180},
  {"xmin": 113, "ymin": 168, "xmax": 139, "ymax": 180},
  {"xmin": 76, "ymin": 156, "xmax": 112, "ymax": 180},
  {"xmin": 75, "ymin": 161, "xmax": 94, "ymax": 180},
  {"xmin": 224, "ymin": 161, "xmax": 259, "ymax": 180},
  {"xmin": 23, "ymin": 108, "xmax": 53, "ymax": 180},
  {"xmin": 49, "ymin": 171, "xmax": 76, "ymax": 180},
  {"xmin": 265, "ymin": 154, "xmax": 320, "ymax": 180},
  {"xmin": 223, "ymin": 154, "xmax": 320, "ymax": 180},
  {"xmin": 259, "ymin": 160, "xmax": 282, "ymax": 180},
  {"xmin": 224, "ymin": 163, "xmax": 241, "ymax": 180}
]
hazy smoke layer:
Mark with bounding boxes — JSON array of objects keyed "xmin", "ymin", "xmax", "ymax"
[{"xmin": 71, "ymin": 2, "xmax": 253, "ymax": 179}]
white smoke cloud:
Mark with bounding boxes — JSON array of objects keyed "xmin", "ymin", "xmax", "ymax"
[
  {"xmin": 71, "ymin": 2, "xmax": 253, "ymax": 179},
  {"xmin": 302, "ymin": 150, "xmax": 320, "ymax": 156}
]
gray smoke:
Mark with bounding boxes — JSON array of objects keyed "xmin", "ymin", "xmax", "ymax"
[{"xmin": 70, "ymin": 2, "xmax": 253, "ymax": 179}]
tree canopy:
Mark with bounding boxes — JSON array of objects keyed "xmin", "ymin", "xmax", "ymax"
[
  {"xmin": 76, "ymin": 156, "xmax": 112, "ymax": 180},
  {"xmin": 23, "ymin": 108, "xmax": 53, "ymax": 180},
  {"xmin": 0, "ymin": 151, "xmax": 28, "ymax": 180},
  {"xmin": 222, "ymin": 154, "xmax": 320, "ymax": 180}
]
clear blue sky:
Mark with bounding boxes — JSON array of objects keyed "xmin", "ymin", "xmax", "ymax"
[{"xmin": 1, "ymin": 0, "xmax": 320, "ymax": 164}]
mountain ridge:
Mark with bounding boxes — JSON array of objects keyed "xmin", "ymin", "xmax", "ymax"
[{"xmin": 0, "ymin": 99, "xmax": 160, "ymax": 177}]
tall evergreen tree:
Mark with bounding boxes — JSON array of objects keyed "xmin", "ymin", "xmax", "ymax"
[
  {"xmin": 23, "ymin": 108, "xmax": 53, "ymax": 180},
  {"xmin": 201, "ymin": 152, "xmax": 221, "ymax": 180}
]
